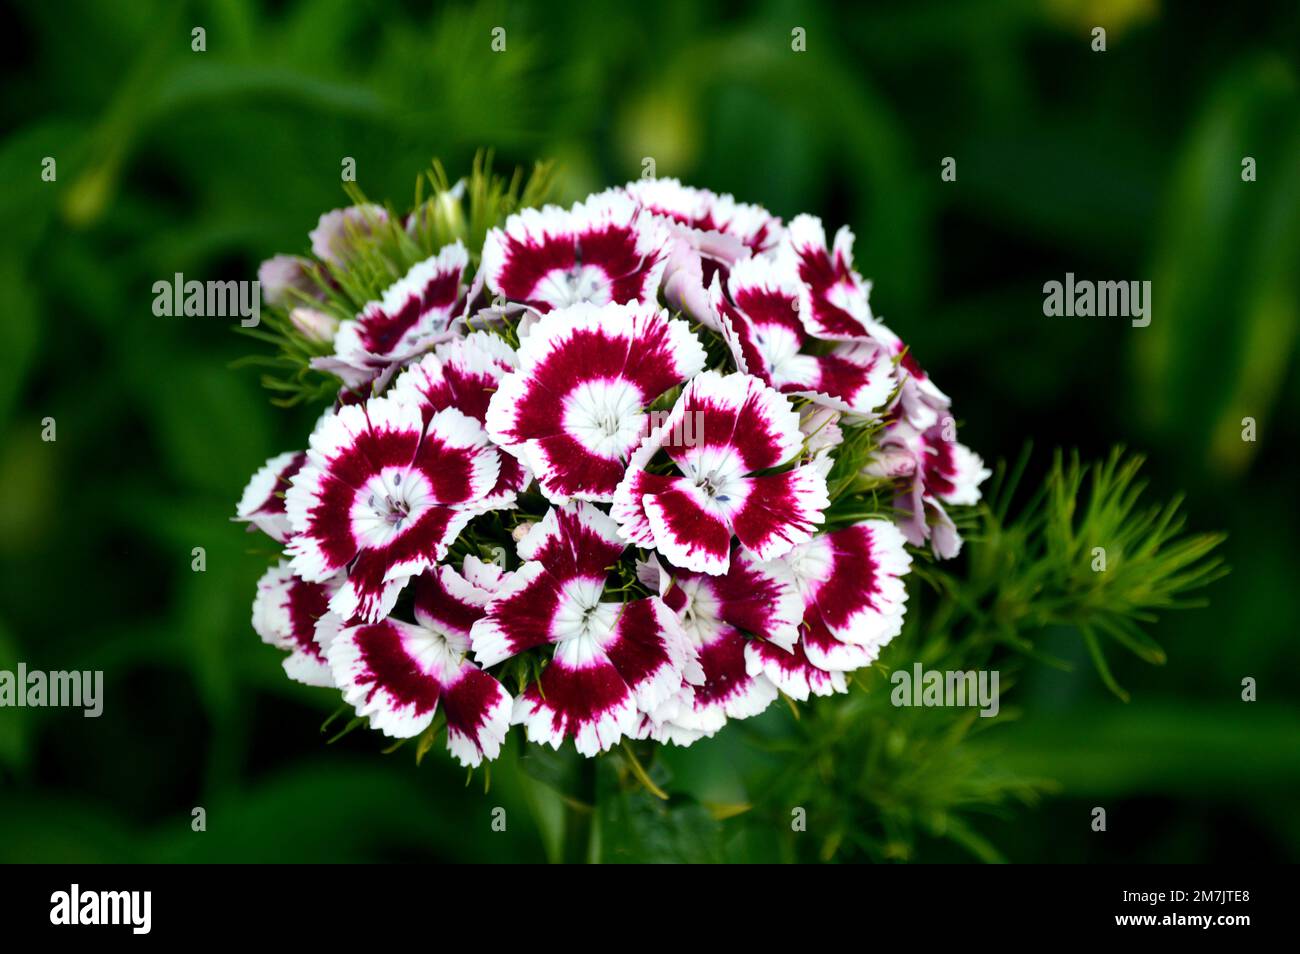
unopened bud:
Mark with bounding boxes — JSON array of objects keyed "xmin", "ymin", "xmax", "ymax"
[{"xmin": 290, "ymin": 306, "xmax": 339, "ymax": 344}]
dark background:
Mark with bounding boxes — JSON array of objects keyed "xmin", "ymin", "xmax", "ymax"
[{"xmin": 1, "ymin": 0, "xmax": 1297, "ymax": 862}]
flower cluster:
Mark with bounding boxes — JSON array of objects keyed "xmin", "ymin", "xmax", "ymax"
[{"xmin": 240, "ymin": 175, "xmax": 989, "ymax": 765}]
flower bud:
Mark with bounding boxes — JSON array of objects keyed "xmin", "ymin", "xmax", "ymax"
[{"xmin": 289, "ymin": 307, "xmax": 339, "ymax": 345}]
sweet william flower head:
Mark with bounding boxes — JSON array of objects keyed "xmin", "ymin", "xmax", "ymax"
[{"xmin": 240, "ymin": 169, "xmax": 999, "ymax": 767}]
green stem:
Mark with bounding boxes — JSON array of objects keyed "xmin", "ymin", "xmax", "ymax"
[{"xmin": 561, "ymin": 757, "xmax": 597, "ymax": 864}]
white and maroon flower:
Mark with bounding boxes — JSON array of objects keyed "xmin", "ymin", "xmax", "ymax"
[
  {"xmin": 471, "ymin": 502, "xmax": 700, "ymax": 756},
  {"xmin": 711, "ymin": 257, "xmax": 895, "ymax": 416},
  {"xmin": 309, "ymin": 204, "xmax": 389, "ymax": 265},
  {"xmin": 485, "ymin": 302, "xmax": 705, "ymax": 503},
  {"xmin": 865, "ymin": 416, "xmax": 990, "ymax": 558},
  {"xmin": 624, "ymin": 178, "xmax": 782, "ymax": 255},
  {"xmin": 235, "ymin": 450, "xmax": 308, "ymax": 543},
  {"xmin": 389, "ymin": 331, "xmax": 530, "ymax": 504},
  {"xmin": 251, "ymin": 562, "xmax": 342, "ymax": 687},
  {"xmin": 331, "ymin": 241, "xmax": 469, "ymax": 373},
  {"xmin": 634, "ymin": 550, "xmax": 802, "ymax": 739},
  {"xmin": 285, "ymin": 397, "xmax": 503, "ymax": 623},
  {"xmin": 612, "ymin": 371, "xmax": 830, "ymax": 575},
  {"xmin": 755, "ymin": 519, "xmax": 912, "ymax": 674},
  {"xmin": 480, "ymin": 190, "xmax": 670, "ymax": 313},
  {"xmin": 783, "ymin": 214, "xmax": 890, "ymax": 342},
  {"xmin": 327, "ymin": 561, "xmax": 511, "ymax": 766}
]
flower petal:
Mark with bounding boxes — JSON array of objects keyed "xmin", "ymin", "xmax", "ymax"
[
  {"xmin": 601, "ymin": 597, "xmax": 701, "ymax": 714},
  {"xmin": 730, "ymin": 465, "xmax": 830, "ymax": 562},
  {"xmin": 469, "ymin": 561, "xmax": 556, "ymax": 666},
  {"xmin": 471, "ymin": 502, "xmax": 627, "ymax": 666},
  {"xmin": 516, "ymin": 499, "xmax": 626, "ymax": 579},
  {"xmin": 624, "ymin": 177, "xmax": 782, "ymax": 254},
  {"xmin": 666, "ymin": 370, "xmax": 805, "ymax": 474},
  {"xmin": 235, "ymin": 450, "xmax": 307, "ymax": 543},
  {"xmin": 388, "ymin": 331, "xmax": 517, "ymax": 425},
  {"xmin": 788, "ymin": 520, "xmax": 913, "ymax": 670},
  {"xmin": 512, "ymin": 635, "xmax": 638, "ymax": 756},
  {"xmin": 918, "ymin": 423, "xmax": 990, "ymax": 506},
  {"xmin": 784, "ymin": 214, "xmax": 882, "ymax": 341},
  {"xmin": 744, "ymin": 638, "xmax": 847, "ymax": 701},
  {"xmin": 642, "ymin": 479, "xmax": 736, "ymax": 575},
  {"xmin": 251, "ymin": 562, "xmax": 337, "ymax": 687},
  {"xmin": 685, "ymin": 625, "xmax": 778, "ymax": 722},
  {"xmin": 656, "ymin": 549, "xmax": 802, "ymax": 651},
  {"xmin": 411, "ymin": 564, "xmax": 490, "ymax": 636}
]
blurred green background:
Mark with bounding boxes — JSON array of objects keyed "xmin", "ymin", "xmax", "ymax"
[{"xmin": 2, "ymin": 0, "xmax": 1298, "ymax": 863}]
